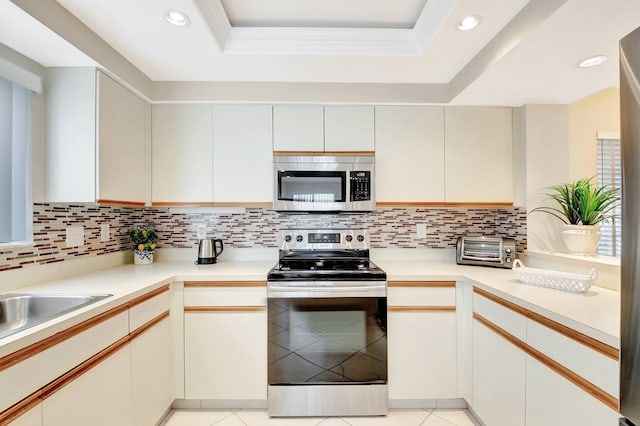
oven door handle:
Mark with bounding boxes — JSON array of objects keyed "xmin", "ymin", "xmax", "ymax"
[{"xmin": 267, "ymin": 284, "xmax": 387, "ymax": 298}]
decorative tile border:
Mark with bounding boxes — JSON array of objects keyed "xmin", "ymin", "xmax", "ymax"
[{"xmin": 0, "ymin": 204, "xmax": 526, "ymax": 273}]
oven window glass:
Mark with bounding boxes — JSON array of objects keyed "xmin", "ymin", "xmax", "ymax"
[
  {"xmin": 278, "ymin": 171, "xmax": 346, "ymax": 202},
  {"xmin": 268, "ymin": 298, "xmax": 387, "ymax": 385}
]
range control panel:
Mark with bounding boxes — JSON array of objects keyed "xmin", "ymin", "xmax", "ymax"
[{"xmin": 278, "ymin": 229, "xmax": 369, "ymax": 251}]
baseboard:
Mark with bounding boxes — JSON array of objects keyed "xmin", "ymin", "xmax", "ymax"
[
  {"xmin": 172, "ymin": 399, "xmax": 268, "ymax": 410},
  {"xmin": 389, "ymin": 398, "xmax": 467, "ymax": 409}
]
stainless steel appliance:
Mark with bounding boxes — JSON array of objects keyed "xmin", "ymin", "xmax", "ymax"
[
  {"xmin": 267, "ymin": 228, "xmax": 387, "ymax": 417},
  {"xmin": 273, "ymin": 155, "xmax": 375, "ymax": 213},
  {"xmin": 619, "ymin": 26, "xmax": 640, "ymax": 426},
  {"xmin": 196, "ymin": 238, "xmax": 224, "ymax": 264},
  {"xmin": 455, "ymin": 236, "xmax": 516, "ymax": 269}
]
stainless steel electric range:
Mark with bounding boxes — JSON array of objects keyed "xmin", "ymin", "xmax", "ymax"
[{"xmin": 267, "ymin": 229, "xmax": 388, "ymax": 417}]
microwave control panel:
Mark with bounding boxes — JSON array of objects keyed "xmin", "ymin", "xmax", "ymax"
[{"xmin": 350, "ymin": 171, "xmax": 371, "ymax": 201}]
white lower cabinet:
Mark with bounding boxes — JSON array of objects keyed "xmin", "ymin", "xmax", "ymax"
[
  {"xmin": 7, "ymin": 405, "xmax": 42, "ymax": 426},
  {"xmin": 525, "ymin": 355, "xmax": 619, "ymax": 426},
  {"xmin": 388, "ymin": 310, "xmax": 457, "ymax": 400},
  {"xmin": 185, "ymin": 309, "xmax": 268, "ymax": 400},
  {"xmin": 472, "ymin": 319, "xmax": 526, "ymax": 426},
  {"xmin": 42, "ymin": 346, "xmax": 134, "ymax": 426},
  {"xmin": 130, "ymin": 318, "xmax": 173, "ymax": 425}
]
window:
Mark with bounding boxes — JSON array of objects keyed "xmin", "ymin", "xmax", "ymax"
[
  {"xmin": 597, "ymin": 137, "xmax": 621, "ymax": 257},
  {"xmin": 0, "ymin": 75, "xmax": 32, "ymax": 244}
]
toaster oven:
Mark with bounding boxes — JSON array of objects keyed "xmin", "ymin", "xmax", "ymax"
[{"xmin": 456, "ymin": 236, "xmax": 516, "ymax": 269}]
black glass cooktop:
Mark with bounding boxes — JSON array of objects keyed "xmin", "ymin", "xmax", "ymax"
[{"xmin": 267, "ymin": 251, "xmax": 387, "ymax": 282}]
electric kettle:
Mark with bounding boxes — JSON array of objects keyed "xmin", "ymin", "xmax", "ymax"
[{"xmin": 196, "ymin": 239, "xmax": 224, "ymax": 264}]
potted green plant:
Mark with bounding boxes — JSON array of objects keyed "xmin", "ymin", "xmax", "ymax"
[
  {"xmin": 128, "ymin": 226, "xmax": 158, "ymax": 265},
  {"xmin": 531, "ymin": 177, "xmax": 619, "ymax": 255}
]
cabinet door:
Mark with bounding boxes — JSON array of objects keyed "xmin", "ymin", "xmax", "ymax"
[
  {"xmin": 6, "ymin": 404, "xmax": 42, "ymax": 426},
  {"xmin": 130, "ymin": 317, "xmax": 173, "ymax": 426},
  {"xmin": 273, "ymin": 105, "xmax": 324, "ymax": 151},
  {"xmin": 42, "ymin": 346, "xmax": 133, "ymax": 426},
  {"xmin": 324, "ymin": 106, "xmax": 374, "ymax": 152},
  {"xmin": 212, "ymin": 105, "xmax": 273, "ymax": 203},
  {"xmin": 185, "ymin": 309, "xmax": 268, "ymax": 400},
  {"xmin": 96, "ymin": 71, "xmax": 148, "ymax": 204},
  {"xmin": 152, "ymin": 104, "xmax": 213, "ymax": 203},
  {"xmin": 388, "ymin": 310, "xmax": 457, "ymax": 399},
  {"xmin": 444, "ymin": 107, "xmax": 513, "ymax": 203},
  {"xmin": 472, "ymin": 318, "xmax": 525, "ymax": 426},
  {"xmin": 525, "ymin": 356, "xmax": 619, "ymax": 426},
  {"xmin": 375, "ymin": 106, "xmax": 445, "ymax": 203}
]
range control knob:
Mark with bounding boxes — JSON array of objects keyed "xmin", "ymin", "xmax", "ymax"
[
  {"xmin": 345, "ymin": 235, "xmax": 353, "ymax": 242},
  {"xmin": 284, "ymin": 235, "xmax": 292, "ymax": 243},
  {"xmin": 296, "ymin": 235, "xmax": 304, "ymax": 243},
  {"xmin": 357, "ymin": 234, "xmax": 365, "ymax": 242}
]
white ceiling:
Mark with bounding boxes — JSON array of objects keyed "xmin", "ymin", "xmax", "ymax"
[{"xmin": 1, "ymin": 0, "xmax": 640, "ymax": 105}]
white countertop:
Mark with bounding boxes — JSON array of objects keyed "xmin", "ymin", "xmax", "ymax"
[{"xmin": 0, "ymin": 252, "xmax": 621, "ymax": 357}]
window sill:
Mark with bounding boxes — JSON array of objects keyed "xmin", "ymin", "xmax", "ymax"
[
  {"xmin": 525, "ymin": 250, "xmax": 620, "ymax": 267},
  {"xmin": 0, "ymin": 241, "xmax": 34, "ymax": 250}
]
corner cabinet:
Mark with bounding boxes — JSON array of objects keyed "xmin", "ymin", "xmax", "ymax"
[
  {"xmin": 387, "ymin": 281, "xmax": 457, "ymax": 404},
  {"xmin": 374, "ymin": 106, "xmax": 445, "ymax": 204},
  {"xmin": 183, "ymin": 282, "xmax": 268, "ymax": 403},
  {"xmin": 44, "ymin": 68, "xmax": 149, "ymax": 206},
  {"xmin": 444, "ymin": 107, "xmax": 513, "ymax": 204}
]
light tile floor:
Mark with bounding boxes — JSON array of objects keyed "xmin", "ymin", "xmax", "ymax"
[{"xmin": 161, "ymin": 409, "xmax": 481, "ymax": 426}]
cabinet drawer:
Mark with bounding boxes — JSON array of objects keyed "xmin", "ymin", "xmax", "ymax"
[
  {"xmin": 129, "ymin": 286, "xmax": 170, "ymax": 331},
  {"xmin": 0, "ymin": 309, "xmax": 129, "ymax": 412},
  {"xmin": 388, "ymin": 285, "xmax": 456, "ymax": 307},
  {"xmin": 184, "ymin": 282, "xmax": 267, "ymax": 307},
  {"xmin": 526, "ymin": 319, "xmax": 619, "ymax": 398},
  {"xmin": 473, "ymin": 291, "xmax": 526, "ymax": 341}
]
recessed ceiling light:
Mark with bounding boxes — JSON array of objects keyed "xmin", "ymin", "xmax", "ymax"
[
  {"xmin": 164, "ymin": 10, "xmax": 191, "ymax": 27},
  {"xmin": 578, "ymin": 55, "xmax": 608, "ymax": 68},
  {"xmin": 457, "ymin": 15, "xmax": 480, "ymax": 31}
]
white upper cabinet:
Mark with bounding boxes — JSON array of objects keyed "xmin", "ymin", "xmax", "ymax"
[
  {"xmin": 96, "ymin": 71, "xmax": 148, "ymax": 205},
  {"xmin": 152, "ymin": 104, "xmax": 213, "ymax": 204},
  {"xmin": 273, "ymin": 105, "xmax": 324, "ymax": 151},
  {"xmin": 273, "ymin": 105, "xmax": 374, "ymax": 152},
  {"xmin": 375, "ymin": 106, "xmax": 445, "ymax": 203},
  {"xmin": 324, "ymin": 106, "xmax": 374, "ymax": 152},
  {"xmin": 44, "ymin": 68, "xmax": 149, "ymax": 205},
  {"xmin": 444, "ymin": 107, "xmax": 513, "ymax": 204},
  {"xmin": 212, "ymin": 105, "xmax": 273, "ymax": 203}
]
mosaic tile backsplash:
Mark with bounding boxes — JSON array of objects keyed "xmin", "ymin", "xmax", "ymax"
[{"xmin": 0, "ymin": 203, "xmax": 526, "ymax": 273}]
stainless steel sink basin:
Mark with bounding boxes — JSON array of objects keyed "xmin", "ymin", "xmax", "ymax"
[{"xmin": 0, "ymin": 293, "xmax": 112, "ymax": 340}]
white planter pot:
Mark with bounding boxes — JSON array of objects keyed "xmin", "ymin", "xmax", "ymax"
[
  {"xmin": 134, "ymin": 250, "xmax": 154, "ymax": 265},
  {"xmin": 561, "ymin": 224, "xmax": 601, "ymax": 256}
]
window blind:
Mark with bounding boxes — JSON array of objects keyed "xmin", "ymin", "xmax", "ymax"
[{"xmin": 597, "ymin": 138, "xmax": 621, "ymax": 257}]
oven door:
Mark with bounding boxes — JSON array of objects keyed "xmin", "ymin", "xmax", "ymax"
[
  {"xmin": 267, "ymin": 282, "xmax": 388, "ymax": 416},
  {"xmin": 273, "ymin": 161, "xmax": 349, "ymax": 212}
]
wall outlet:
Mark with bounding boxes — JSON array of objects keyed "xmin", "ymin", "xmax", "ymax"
[
  {"xmin": 416, "ymin": 223, "xmax": 427, "ymax": 238},
  {"xmin": 66, "ymin": 226, "xmax": 85, "ymax": 247},
  {"xmin": 101, "ymin": 223, "xmax": 110, "ymax": 242}
]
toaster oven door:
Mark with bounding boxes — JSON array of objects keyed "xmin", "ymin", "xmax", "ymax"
[{"xmin": 461, "ymin": 237, "xmax": 504, "ymax": 264}]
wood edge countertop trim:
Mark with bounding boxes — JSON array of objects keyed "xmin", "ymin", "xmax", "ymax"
[
  {"xmin": 388, "ymin": 306, "xmax": 456, "ymax": 312},
  {"xmin": 375, "ymin": 202, "xmax": 514, "ymax": 208},
  {"xmin": 184, "ymin": 281, "xmax": 267, "ymax": 288},
  {"xmin": 0, "ymin": 303, "xmax": 172, "ymax": 423},
  {"xmin": 128, "ymin": 285, "xmax": 169, "ymax": 309},
  {"xmin": 388, "ymin": 281, "xmax": 455, "ymax": 288},
  {"xmin": 150, "ymin": 202, "xmax": 272, "ymax": 208},
  {"xmin": 184, "ymin": 306, "xmax": 267, "ymax": 313},
  {"xmin": 473, "ymin": 313, "xmax": 619, "ymax": 411},
  {"xmin": 96, "ymin": 199, "xmax": 146, "ymax": 207},
  {"xmin": 473, "ymin": 287, "xmax": 619, "ymax": 360},
  {"xmin": 273, "ymin": 151, "xmax": 375, "ymax": 156}
]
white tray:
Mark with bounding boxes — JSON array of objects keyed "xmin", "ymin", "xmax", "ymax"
[{"xmin": 512, "ymin": 259, "xmax": 597, "ymax": 293}]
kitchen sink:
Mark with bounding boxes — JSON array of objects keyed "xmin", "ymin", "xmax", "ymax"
[{"xmin": 0, "ymin": 293, "xmax": 112, "ymax": 340}]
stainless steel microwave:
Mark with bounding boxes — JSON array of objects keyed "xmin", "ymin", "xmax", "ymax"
[{"xmin": 273, "ymin": 154, "xmax": 375, "ymax": 213}]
